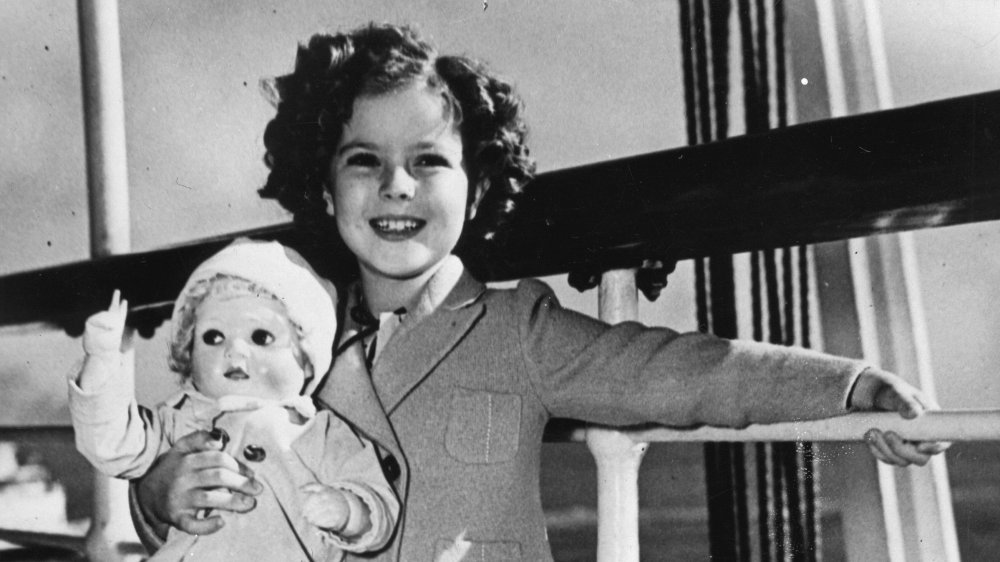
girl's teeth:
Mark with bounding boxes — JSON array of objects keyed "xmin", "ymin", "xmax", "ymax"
[{"xmin": 374, "ymin": 219, "xmax": 420, "ymax": 232}]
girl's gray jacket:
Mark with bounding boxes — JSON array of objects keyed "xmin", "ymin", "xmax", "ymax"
[{"xmin": 318, "ymin": 268, "xmax": 864, "ymax": 561}]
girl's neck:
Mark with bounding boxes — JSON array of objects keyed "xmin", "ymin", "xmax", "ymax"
[{"xmin": 359, "ymin": 261, "xmax": 445, "ymax": 315}]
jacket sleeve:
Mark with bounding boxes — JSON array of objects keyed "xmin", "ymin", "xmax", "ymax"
[
  {"xmin": 300, "ymin": 411, "xmax": 400, "ymax": 553},
  {"xmin": 514, "ymin": 279, "xmax": 866, "ymax": 428},
  {"xmin": 67, "ymin": 355, "xmax": 169, "ymax": 479}
]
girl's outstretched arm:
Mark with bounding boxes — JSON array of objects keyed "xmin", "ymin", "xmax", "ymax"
[
  {"xmin": 131, "ymin": 430, "xmax": 262, "ymax": 543},
  {"xmin": 513, "ymin": 280, "xmax": 947, "ymax": 467}
]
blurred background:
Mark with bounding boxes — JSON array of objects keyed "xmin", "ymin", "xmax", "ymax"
[{"xmin": 2, "ymin": 0, "xmax": 999, "ymax": 560}]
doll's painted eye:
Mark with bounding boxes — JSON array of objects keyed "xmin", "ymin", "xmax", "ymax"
[
  {"xmin": 251, "ymin": 329, "xmax": 275, "ymax": 346},
  {"xmin": 202, "ymin": 329, "xmax": 224, "ymax": 345}
]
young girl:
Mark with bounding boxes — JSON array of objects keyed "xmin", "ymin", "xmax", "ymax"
[
  {"xmin": 133, "ymin": 24, "xmax": 946, "ymax": 561},
  {"xmin": 70, "ymin": 239, "xmax": 398, "ymax": 561}
]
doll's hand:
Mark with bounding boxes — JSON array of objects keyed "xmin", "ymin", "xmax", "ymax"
[
  {"xmin": 849, "ymin": 367, "xmax": 950, "ymax": 466},
  {"xmin": 83, "ymin": 290, "xmax": 129, "ymax": 356},
  {"xmin": 301, "ymin": 483, "xmax": 352, "ymax": 534},
  {"xmin": 135, "ymin": 430, "xmax": 262, "ymax": 537}
]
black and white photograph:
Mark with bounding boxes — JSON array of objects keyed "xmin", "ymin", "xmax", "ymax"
[{"xmin": 1, "ymin": 1, "xmax": 999, "ymax": 560}]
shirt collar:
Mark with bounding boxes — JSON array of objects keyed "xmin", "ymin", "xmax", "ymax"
[{"xmin": 349, "ymin": 254, "xmax": 483, "ymax": 327}]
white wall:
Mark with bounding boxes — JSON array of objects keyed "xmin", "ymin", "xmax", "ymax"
[
  {"xmin": 2, "ymin": 0, "xmax": 1000, "ymax": 424},
  {"xmin": 880, "ymin": 0, "xmax": 1000, "ymax": 408},
  {"xmin": 0, "ymin": 0, "xmax": 691, "ymax": 423}
]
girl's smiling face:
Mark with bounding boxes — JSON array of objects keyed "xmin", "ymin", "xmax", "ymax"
[{"xmin": 327, "ymin": 81, "xmax": 483, "ymax": 285}]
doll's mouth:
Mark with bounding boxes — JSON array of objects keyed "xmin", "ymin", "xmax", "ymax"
[{"xmin": 224, "ymin": 368, "xmax": 249, "ymax": 380}]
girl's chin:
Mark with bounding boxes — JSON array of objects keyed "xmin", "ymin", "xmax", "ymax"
[{"xmin": 360, "ymin": 254, "xmax": 448, "ymax": 282}]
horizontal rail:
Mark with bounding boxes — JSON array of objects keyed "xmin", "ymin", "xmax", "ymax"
[{"xmin": 561, "ymin": 410, "xmax": 1000, "ymax": 443}]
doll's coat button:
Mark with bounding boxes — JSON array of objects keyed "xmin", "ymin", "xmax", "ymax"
[
  {"xmin": 208, "ymin": 428, "xmax": 230, "ymax": 449},
  {"xmin": 243, "ymin": 445, "xmax": 266, "ymax": 462}
]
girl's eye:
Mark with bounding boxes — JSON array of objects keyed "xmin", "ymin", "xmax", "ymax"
[
  {"xmin": 414, "ymin": 154, "xmax": 450, "ymax": 168},
  {"xmin": 251, "ymin": 329, "xmax": 275, "ymax": 346},
  {"xmin": 345, "ymin": 153, "xmax": 380, "ymax": 168},
  {"xmin": 202, "ymin": 329, "xmax": 224, "ymax": 345}
]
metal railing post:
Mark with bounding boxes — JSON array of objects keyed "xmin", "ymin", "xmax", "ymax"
[
  {"xmin": 77, "ymin": 0, "xmax": 141, "ymax": 559},
  {"xmin": 586, "ymin": 269, "xmax": 648, "ymax": 562}
]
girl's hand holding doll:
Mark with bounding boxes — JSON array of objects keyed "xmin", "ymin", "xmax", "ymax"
[
  {"xmin": 848, "ymin": 367, "xmax": 950, "ymax": 466},
  {"xmin": 136, "ymin": 429, "xmax": 262, "ymax": 537}
]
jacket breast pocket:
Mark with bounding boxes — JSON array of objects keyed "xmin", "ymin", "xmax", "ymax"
[{"xmin": 445, "ymin": 388, "xmax": 521, "ymax": 464}]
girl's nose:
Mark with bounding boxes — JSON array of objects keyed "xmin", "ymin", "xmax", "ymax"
[{"xmin": 380, "ymin": 166, "xmax": 416, "ymax": 201}]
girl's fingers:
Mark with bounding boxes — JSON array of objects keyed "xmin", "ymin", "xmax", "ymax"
[
  {"xmin": 865, "ymin": 429, "xmax": 900, "ymax": 465},
  {"xmin": 109, "ymin": 289, "xmax": 120, "ymax": 312},
  {"xmin": 192, "ymin": 488, "xmax": 258, "ymax": 514},
  {"xmin": 887, "ymin": 386, "xmax": 924, "ymax": 419},
  {"xmin": 190, "ymin": 462, "xmax": 262, "ymax": 496},
  {"xmin": 173, "ymin": 430, "xmax": 226, "ymax": 455},
  {"xmin": 916, "ymin": 441, "xmax": 951, "ymax": 455},
  {"xmin": 171, "ymin": 431, "xmax": 263, "ymax": 495},
  {"xmin": 882, "ymin": 431, "xmax": 931, "ymax": 466},
  {"xmin": 178, "ymin": 450, "xmax": 262, "ymax": 496},
  {"xmin": 176, "ymin": 512, "xmax": 225, "ymax": 536},
  {"xmin": 912, "ymin": 390, "xmax": 938, "ymax": 412},
  {"xmin": 866, "ymin": 429, "xmax": 941, "ymax": 467}
]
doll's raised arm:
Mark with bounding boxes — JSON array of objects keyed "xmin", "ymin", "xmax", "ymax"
[
  {"xmin": 77, "ymin": 289, "xmax": 128, "ymax": 388},
  {"xmin": 68, "ymin": 290, "xmax": 168, "ymax": 478}
]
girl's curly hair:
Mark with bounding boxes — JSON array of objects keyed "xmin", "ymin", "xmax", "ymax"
[{"xmin": 259, "ymin": 23, "xmax": 535, "ymax": 274}]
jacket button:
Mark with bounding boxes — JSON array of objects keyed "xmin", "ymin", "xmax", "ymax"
[
  {"xmin": 381, "ymin": 454, "xmax": 400, "ymax": 482},
  {"xmin": 243, "ymin": 445, "xmax": 266, "ymax": 462},
  {"xmin": 208, "ymin": 428, "xmax": 230, "ymax": 449}
]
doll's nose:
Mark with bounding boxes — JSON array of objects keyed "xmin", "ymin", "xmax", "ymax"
[
  {"xmin": 380, "ymin": 166, "xmax": 416, "ymax": 200},
  {"xmin": 225, "ymin": 338, "xmax": 251, "ymax": 360}
]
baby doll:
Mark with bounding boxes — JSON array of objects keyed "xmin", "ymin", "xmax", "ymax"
[{"xmin": 68, "ymin": 239, "xmax": 398, "ymax": 562}]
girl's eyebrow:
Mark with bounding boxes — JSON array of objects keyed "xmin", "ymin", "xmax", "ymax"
[
  {"xmin": 414, "ymin": 141, "xmax": 447, "ymax": 151},
  {"xmin": 414, "ymin": 139, "xmax": 462, "ymax": 153},
  {"xmin": 336, "ymin": 140, "xmax": 378, "ymax": 156}
]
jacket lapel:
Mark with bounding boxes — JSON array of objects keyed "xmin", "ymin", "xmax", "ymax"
[
  {"xmin": 373, "ymin": 271, "xmax": 486, "ymax": 414},
  {"xmin": 315, "ymin": 333, "xmax": 399, "ymax": 454}
]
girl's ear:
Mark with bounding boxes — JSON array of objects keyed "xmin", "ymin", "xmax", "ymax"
[
  {"xmin": 467, "ymin": 180, "xmax": 488, "ymax": 220},
  {"xmin": 322, "ymin": 188, "xmax": 335, "ymax": 217}
]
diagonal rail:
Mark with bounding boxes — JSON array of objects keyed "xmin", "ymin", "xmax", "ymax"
[{"xmin": 2, "ymin": 88, "xmax": 999, "ymax": 331}]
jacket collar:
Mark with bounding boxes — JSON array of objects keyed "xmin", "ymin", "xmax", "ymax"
[
  {"xmin": 371, "ymin": 266, "xmax": 485, "ymax": 413},
  {"xmin": 316, "ymin": 256, "xmax": 486, "ymax": 430}
]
